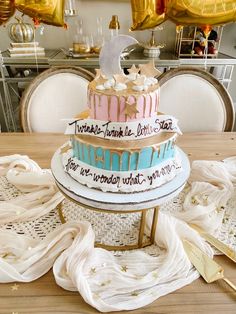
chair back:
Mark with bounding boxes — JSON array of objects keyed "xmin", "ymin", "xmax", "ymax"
[
  {"xmin": 20, "ymin": 66, "xmax": 94, "ymax": 132},
  {"xmin": 158, "ymin": 67, "xmax": 234, "ymax": 132}
]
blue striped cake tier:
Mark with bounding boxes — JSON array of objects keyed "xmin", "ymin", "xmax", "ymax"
[{"xmin": 71, "ymin": 132, "xmax": 177, "ymax": 172}]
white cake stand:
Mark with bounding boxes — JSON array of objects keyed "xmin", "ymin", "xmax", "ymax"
[{"xmin": 51, "ymin": 147, "xmax": 190, "ymax": 250}]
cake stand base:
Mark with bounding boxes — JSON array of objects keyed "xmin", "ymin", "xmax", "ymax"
[{"xmin": 51, "ymin": 147, "xmax": 190, "ymax": 250}]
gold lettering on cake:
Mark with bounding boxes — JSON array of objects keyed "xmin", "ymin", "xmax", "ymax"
[
  {"xmin": 149, "ymin": 94, "xmax": 152, "ymax": 117},
  {"xmin": 93, "ymin": 94, "xmax": 97, "ymax": 119},
  {"xmin": 108, "ymin": 96, "xmax": 111, "ymax": 120},
  {"xmin": 98, "ymin": 94, "xmax": 102, "ymax": 107}
]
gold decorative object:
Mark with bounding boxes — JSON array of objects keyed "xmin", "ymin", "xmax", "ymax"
[
  {"xmin": 139, "ymin": 59, "xmax": 162, "ymax": 77},
  {"xmin": 11, "ymin": 284, "xmax": 20, "ymax": 291},
  {"xmin": 190, "ymin": 224, "xmax": 236, "ymax": 263},
  {"xmin": 57, "ymin": 196, "xmax": 159, "ymax": 251},
  {"xmin": 130, "ymin": 0, "xmax": 236, "ymax": 31},
  {"xmin": 0, "ymin": 0, "xmax": 15, "ymax": 26},
  {"xmin": 60, "ymin": 144, "xmax": 72, "ymax": 154},
  {"xmin": 15, "ymin": 0, "xmax": 65, "ymax": 27},
  {"xmin": 113, "ymin": 74, "xmax": 127, "ymax": 85},
  {"xmin": 130, "ymin": 0, "xmax": 165, "ymax": 31},
  {"xmin": 8, "ymin": 17, "xmax": 34, "ymax": 43},
  {"xmin": 124, "ymin": 101, "xmax": 139, "ymax": 119},
  {"xmin": 127, "ymin": 64, "xmax": 140, "ymax": 75},
  {"xmin": 164, "ymin": 0, "xmax": 236, "ymax": 26},
  {"xmin": 142, "ymin": 28, "xmax": 165, "ymax": 58},
  {"xmin": 109, "ymin": 15, "xmax": 120, "ymax": 38},
  {"xmin": 183, "ymin": 240, "xmax": 236, "ymax": 291}
]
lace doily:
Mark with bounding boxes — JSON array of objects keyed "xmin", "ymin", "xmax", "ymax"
[{"xmin": 0, "ymin": 175, "xmax": 235, "ymax": 255}]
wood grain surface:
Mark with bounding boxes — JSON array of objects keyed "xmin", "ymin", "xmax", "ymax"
[{"xmin": 0, "ymin": 132, "xmax": 235, "ymax": 314}]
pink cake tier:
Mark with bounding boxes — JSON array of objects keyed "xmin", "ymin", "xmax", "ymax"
[{"xmin": 87, "ymin": 80, "xmax": 159, "ymax": 122}]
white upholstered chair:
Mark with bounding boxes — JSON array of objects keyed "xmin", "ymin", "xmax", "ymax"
[
  {"xmin": 20, "ymin": 66, "xmax": 94, "ymax": 132},
  {"xmin": 158, "ymin": 67, "xmax": 234, "ymax": 132}
]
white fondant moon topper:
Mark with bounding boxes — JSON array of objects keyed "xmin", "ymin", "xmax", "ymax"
[{"xmin": 99, "ymin": 35, "xmax": 138, "ymax": 78}]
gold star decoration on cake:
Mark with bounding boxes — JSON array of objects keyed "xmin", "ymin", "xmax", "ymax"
[
  {"xmin": 127, "ymin": 64, "xmax": 140, "ymax": 74},
  {"xmin": 139, "ymin": 59, "xmax": 162, "ymax": 77},
  {"xmin": 60, "ymin": 144, "xmax": 72, "ymax": 154},
  {"xmin": 95, "ymin": 155, "xmax": 104, "ymax": 163},
  {"xmin": 113, "ymin": 74, "xmax": 128, "ymax": 85},
  {"xmin": 94, "ymin": 69, "xmax": 106, "ymax": 80},
  {"xmin": 94, "ymin": 69, "xmax": 107, "ymax": 85},
  {"xmin": 124, "ymin": 100, "xmax": 139, "ymax": 118}
]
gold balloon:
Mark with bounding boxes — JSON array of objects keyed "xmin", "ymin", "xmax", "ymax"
[
  {"xmin": 164, "ymin": 0, "xmax": 236, "ymax": 26},
  {"xmin": 0, "ymin": 0, "xmax": 15, "ymax": 25},
  {"xmin": 130, "ymin": 0, "xmax": 166, "ymax": 31},
  {"xmin": 15, "ymin": 0, "xmax": 65, "ymax": 26}
]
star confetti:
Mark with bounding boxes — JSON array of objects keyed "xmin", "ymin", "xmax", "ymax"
[
  {"xmin": 124, "ymin": 101, "xmax": 139, "ymax": 118},
  {"xmin": 131, "ymin": 291, "xmax": 139, "ymax": 296},
  {"xmin": 11, "ymin": 284, "xmax": 19, "ymax": 291},
  {"xmin": 127, "ymin": 64, "xmax": 140, "ymax": 74},
  {"xmin": 139, "ymin": 59, "xmax": 162, "ymax": 77},
  {"xmin": 113, "ymin": 74, "xmax": 128, "ymax": 85},
  {"xmin": 60, "ymin": 144, "xmax": 72, "ymax": 154},
  {"xmin": 121, "ymin": 265, "xmax": 128, "ymax": 272},
  {"xmin": 90, "ymin": 267, "xmax": 96, "ymax": 274}
]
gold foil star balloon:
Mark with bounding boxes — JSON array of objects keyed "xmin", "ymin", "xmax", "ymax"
[
  {"xmin": 130, "ymin": 0, "xmax": 166, "ymax": 31},
  {"xmin": 130, "ymin": 0, "xmax": 236, "ymax": 31},
  {"xmin": 15, "ymin": 0, "xmax": 65, "ymax": 26},
  {"xmin": 162, "ymin": 0, "xmax": 236, "ymax": 26},
  {"xmin": 0, "ymin": 0, "xmax": 15, "ymax": 25}
]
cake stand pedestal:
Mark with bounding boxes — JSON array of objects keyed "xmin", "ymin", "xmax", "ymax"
[{"xmin": 51, "ymin": 147, "xmax": 190, "ymax": 250}]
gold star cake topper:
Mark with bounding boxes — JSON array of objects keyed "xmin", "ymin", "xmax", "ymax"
[
  {"xmin": 139, "ymin": 59, "xmax": 162, "ymax": 77},
  {"xmin": 127, "ymin": 64, "xmax": 140, "ymax": 74},
  {"xmin": 124, "ymin": 100, "xmax": 139, "ymax": 118},
  {"xmin": 94, "ymin": 69, "xmax": 107, "ymax": 85},
  {"xmin": 113, "ymin": 74, "xmax": 128, "ymax": 84}
]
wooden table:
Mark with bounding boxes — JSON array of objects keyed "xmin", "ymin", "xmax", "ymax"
[{"xmin": 0, "ymin": 132, "xmax": 235, "ymax": 314}]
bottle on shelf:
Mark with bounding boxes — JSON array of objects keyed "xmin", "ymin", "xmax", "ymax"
[{"xmin": 109, "ymin": 15, "xmax": 120, "ymax": 38}]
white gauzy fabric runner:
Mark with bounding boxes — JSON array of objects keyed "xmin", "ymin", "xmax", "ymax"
[
  {"xmin": 0, "ymin": 154, "xmax": 235, "ymax": 312},
  {"xmin": 0, "ymin": 155, "xmax": 64, "ymax": 224}
]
